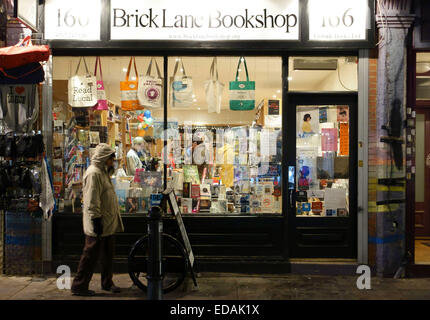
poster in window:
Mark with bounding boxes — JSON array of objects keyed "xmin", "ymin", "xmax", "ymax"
[
  {"xmin": 339, "ymin": 123, "xmax": 349, "ymax": 156},
  {"xmin": 297, "ymin": 157, "xmax": 316, "ymax": 190},
  {"xmin": 337, "ymin": 106, "xmax": 349, "ymax": 122},
  {"xmin": 334, "ymin": 156, "xmax": 349, "ymax": 179},
  {"xmin": 319, "ymin": 107, "xmax": 328, "ymax": 123},
  {"xmin": 321, "ymin": 128, "xmax": 338, "ymax": 152},
  {"xmin": 268, "ymin": 100, "xmax": 280, "ymax": 115},
  {"xmin": 297, "ymin": 107, "xmax": 319, "ymax": 137},
  {"xmin": 317, "ymin": 155, "xmax": 334, "ymax": 179}
]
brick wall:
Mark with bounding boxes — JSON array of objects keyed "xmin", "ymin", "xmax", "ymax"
[{"xmin": 368, "ymin": 48, "xmax": 378, "ymax": 267}]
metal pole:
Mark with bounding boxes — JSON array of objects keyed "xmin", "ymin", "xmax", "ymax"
[{"xmin": 147, "ymin": 206, "xmax": 163, "ymax": 300}]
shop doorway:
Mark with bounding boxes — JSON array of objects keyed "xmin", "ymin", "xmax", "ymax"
[
  {"xmin": 414, "ymin": 108, "xmax": 430, "ymax": 264},
  {"xmin": 286, "ymin": 93, "xmax": 357, "ymax": 258}
]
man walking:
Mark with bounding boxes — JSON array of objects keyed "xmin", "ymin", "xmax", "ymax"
[{"xmin": 71, "ymin": 143, "xmax": 124, "ymax": 296}]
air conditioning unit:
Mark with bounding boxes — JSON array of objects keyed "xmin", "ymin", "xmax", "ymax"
[{"xmin": 293, "ymin": 58, "xmax": 338, "ymax": 70}]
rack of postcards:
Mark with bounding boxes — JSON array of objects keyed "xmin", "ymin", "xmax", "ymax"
[
  {"xmin": 164, "ymin": 123, "xmax": 282, "ymax": 215},
  {"xmin": 58, "ymin": 108, "xmax": 109, "ymax": 213}
]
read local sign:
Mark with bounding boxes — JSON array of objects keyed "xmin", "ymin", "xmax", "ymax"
[
  {"xmin": 44, "ymin": 0, "xmax": 371, "ymax": 42},
  {"xmin": 110, "ymin": 0, "xmax": 299, "ymax": 41}
]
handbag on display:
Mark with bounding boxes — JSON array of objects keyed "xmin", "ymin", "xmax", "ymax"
[
  {"xmin": 93, "ymin": 56, "xmax": 108, "ymax": 111},
  {"xmin": 120, "ymin": 56, "xmax": 141, "ymax": 111},
  {"xmin": 138, "ymin": 58, "xmax": 163, "ymax": 109},
  {"xmin": 0, "ymin": 36, "xmax": 50, "ymax": 69},
  {"xmin": 0, "ymin": 62, "xmax": 44, "ymax": 84},
  {"xmin": 204, "ymin": 57, "xmax": 224, "ymax": 114},
  {"xmin": 170, "ymin": 58, "xmax": 194, "ymax": 108},
  {"xmin": 68, "ymin": 57, "xmax": 97, "ymax": 107},
  {"xmin": 229, "ymin": 56, "xmax": 255, "ymax": 111}
]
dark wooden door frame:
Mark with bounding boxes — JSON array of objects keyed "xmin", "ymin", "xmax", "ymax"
[
  {"xmin": 406, "ymin": 48, "xmax": 430, "ymax": 277},
  {"xmin": 286, "ymin": 92, "xmax": 358, "ymax": 258},
  {"xmin": 414, "ymin": 108, "xmax": 430, "ymax": 237}
]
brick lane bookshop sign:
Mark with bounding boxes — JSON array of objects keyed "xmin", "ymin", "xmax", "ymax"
[
  {"xmin": 44, "ymin": 0, "xmax": 370, "ymax": 42},
  {"xmin": 110, "ymin": 0, "xmax": 299, "ymax": 40}
]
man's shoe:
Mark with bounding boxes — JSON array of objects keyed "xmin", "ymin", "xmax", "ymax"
[
  {"xmin": 71, "ymin": 289, "xmax": 96, "ymax": 296},
  {"xmin": 102, "ymin": 285, "xmax": 121, "ymax": 293}
]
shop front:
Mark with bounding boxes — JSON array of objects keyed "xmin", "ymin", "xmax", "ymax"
[{"xmin": 45, "ymin": 0, "xmax": 374, "ymax": 273}]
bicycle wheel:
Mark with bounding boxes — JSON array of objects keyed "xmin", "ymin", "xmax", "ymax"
[{"xmin": 128, "ymin": 233, "xmax": 189, "ymax": 294}]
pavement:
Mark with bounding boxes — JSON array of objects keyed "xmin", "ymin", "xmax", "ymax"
[{"xmin": 0, "ymin": 273, "xmax": 429, "ymax": 300}]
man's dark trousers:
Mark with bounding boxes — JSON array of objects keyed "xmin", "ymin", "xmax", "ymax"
[{"xmin": 71, "ymin": 235, "xmax": 115, "ymax": 291}]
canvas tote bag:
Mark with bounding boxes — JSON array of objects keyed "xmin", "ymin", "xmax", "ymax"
[
  {"xmin": 204, "ymin": 57, "xmax": 224, "ymax": 114},
  {"xmin": 120, "ymin": 56, "xmax": 141, "ymax": 111},
  {"xmin": 0, "ymin": 36, "xmax": 50, "ymax": 69},
  {"xmin": 170, "ymin": 59, "xmax": 194, "ymax": 108},
  {"xmin": 138, "ymin": 58, "xmax": 163, "ymax": 109},
  {"xmin": 229, "ymin": 56, "xmax": 255, "ymax": 111},
  {"xmin": 93, "ymin": 56, "xmax": 108, "ymax": 110},
  {"xmin": 68, "ymin": 56, "xmax": 97, "ymax": 107}
]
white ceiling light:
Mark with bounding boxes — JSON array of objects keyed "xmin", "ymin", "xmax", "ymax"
[{"xmin": 417, "ymin": 62, "xmax": 430, "ymax": 74}]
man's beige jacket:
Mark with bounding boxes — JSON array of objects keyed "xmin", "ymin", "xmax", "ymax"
[{"xmin": 82, "ymin": 143, "xmax": 124, "ymax": 237}]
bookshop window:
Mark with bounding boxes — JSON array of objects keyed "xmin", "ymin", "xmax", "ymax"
[
  {"xmin": 52, "ymin": 56, "xmax": 164, "ymax": 215},
  {"xmin": 166, "ymin": 56, "xmax": 283, "ymax": 215},
  {"xmin": 288, "ymin": 56, "xmax": 358, "ymax": 92},
  {"xmin": 296, "ymin": 105, "xmax": 350, "ymax": 217}
]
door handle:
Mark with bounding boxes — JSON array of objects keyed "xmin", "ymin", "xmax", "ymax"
[
  {"xmin": 288, "ymin": 166, "xmax": 295, "ymax": 210},
  {"xmin": 426, "ymin": 154, "xmax": 430, "ymax": 167}
]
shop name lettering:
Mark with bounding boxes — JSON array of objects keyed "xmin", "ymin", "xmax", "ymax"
[
  {"xmin": 113, "ymin": 9, "xmax": 298, "ymax": 33},
  {"xmin": 73, "ymin": 86, "xmax": 93, "ymax": 102}
]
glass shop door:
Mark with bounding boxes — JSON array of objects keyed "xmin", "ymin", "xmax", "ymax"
[{"xmin": 287, "ymin": 93, "xmax": 358, "ymax": 258}]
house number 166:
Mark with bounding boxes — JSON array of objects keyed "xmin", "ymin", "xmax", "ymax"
[
  {"xmin": 321, "ymin": 8, "xmax": 354, "ymax": 28},
  {"xmin": 57, "ymin": 9, "xmax": 89, "ymax": 27}
]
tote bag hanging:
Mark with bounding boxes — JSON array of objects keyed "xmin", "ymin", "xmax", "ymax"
[
  {"xmin": 170, "ymin": 59, "xmax": 194, "ymax": 108},
  {"xmin": 93, "ymin": 56, "xmax": 108, "ymax": 111},
  {"xmin": 68, "ymin": 56, "xmax": 97, "ymax": 107},
  {"xmin": 0, "ymin": 36, "xmax": 50, "ymax": 69},
  {"xmin": 120, "ymin": 56, "xmax": 141, "ymax": 111},
  {"xmin": 229, "ymin": 56, "xmax": 255, "ymax": 111},
  {"xmin": 138, "ymin": 58, "xmax": 163, "ymax": 109},
  {"xmin": 204, "ymin": 57, "xmax": 224, "ymax": 114}
]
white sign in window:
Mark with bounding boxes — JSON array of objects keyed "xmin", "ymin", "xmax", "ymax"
[
  {"xmin": 110, "ymin": 0, "xmax": 299, "ymax": 41},
  {"xmin": 308, "ymin": 0, "xmax": 368, "ymax": 41},
  {"xmin": 16, "ymin": 0, "xmax": 38, "ymax": 30},
  {"xmin": 44, "ymin": 0, "xmax": 101, "ymax": 40}
]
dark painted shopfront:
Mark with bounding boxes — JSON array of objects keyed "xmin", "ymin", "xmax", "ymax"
[{"xmin": 47, "ymin": 0, "xmax": 375, "ymax": 273}]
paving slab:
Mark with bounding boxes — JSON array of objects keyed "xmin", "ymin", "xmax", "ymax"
[{"xmin": 0, "ymin": 273, "xmax": 429, "ymax": 300}]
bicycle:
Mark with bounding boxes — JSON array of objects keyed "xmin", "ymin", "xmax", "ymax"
[{"xmin": 128, "ymin": 191, "xmax": 197, "ymax": 294}]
